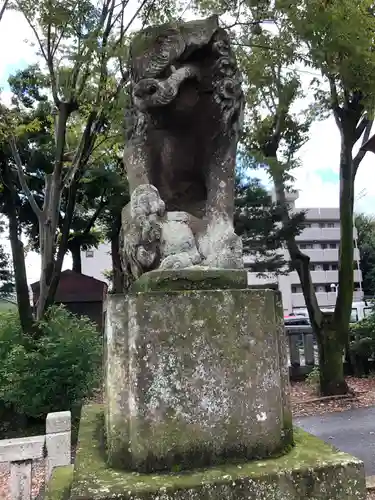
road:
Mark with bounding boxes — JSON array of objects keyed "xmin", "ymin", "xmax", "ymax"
[{"xmin": 295, "ymin": 405, "xmax": 375, "ymax": 475}]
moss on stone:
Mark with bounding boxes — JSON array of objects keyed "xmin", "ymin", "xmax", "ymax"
[
  {"xmin": 107, "ymin": 411, "xmax": 292, "ymax": 473},
  {"xmin": 129, "ymin": 268, "xmax": 248, "ymax": 293},
  {"xmin": 70, "ymin": 404, "xmax": 366, "ymax": 499},
  {"xmin": 44, "ymin": 465, "xmax": 74, "ymax": 500}
]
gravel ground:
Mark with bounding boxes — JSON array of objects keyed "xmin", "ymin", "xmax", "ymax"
[
  {"xmin": 0, "ymin": 460, "xmax": 45, "ymax": 500},
  {"xmin": 1, "ymin": 378, "xmax": 374, "ymax": 499}
]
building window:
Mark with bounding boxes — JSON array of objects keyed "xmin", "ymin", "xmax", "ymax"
[
  {"xmin": 331, "ymin": 264, "xmax": 338, "ymax": 271},
  {"xmin": 325, "ymin": 285, "xmax": 331, "ymax": 293},
  {"xmin": 309, "ymin": 264, "xmax": 316, "ymax": 271},
  {"xmin": 329, "ymin": 243, "xmax": 337, "ymax": 249},
  {"xmin": 319, "ymin": 223, "xmax": 325, "ymax": 228},
  {"xmin": 300, "ymin": 243, "xmax": 313, "ymax": 249},
  {"xmin": 327, "ymin": 223, "xmax": 335, "ymax": 228},
  {"xmin": 291, "ymin": 286, "xmax": 297, "ymax": 293},
  {"xmin": 304, "ymin": 223, "xmax": 312, "ymax": 228},
  {"xmin": 86, "ymin": 250, "xmax": 94, "ymax": 258},
  {"xmin": 323, "ymin": 263, "xmax": 329, "ymax": 271},
  {"xmin": 321, "ymin": 243, "xmax": 327, "ymax": 249}
]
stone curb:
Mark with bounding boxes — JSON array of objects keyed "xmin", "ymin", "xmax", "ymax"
[{"xmin": 366, "ymin": 475, "xmax": 375, "ymax": 490}]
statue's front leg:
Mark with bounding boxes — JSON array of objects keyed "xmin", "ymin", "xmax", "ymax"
[
  {"xmin": 197, "ymin": 144, "xmax": 243, "ymax": 269},
  {"xmin": 121, "ymin": 135, "xmax": 167, "ymax": 283},
  {"xmin": 121, "ymin": 184, "xmax": 166, "ymax": 283}
]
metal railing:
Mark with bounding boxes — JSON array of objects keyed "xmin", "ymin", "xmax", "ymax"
[{"xmin": 0, "ymin": 411, "xmax": 71, "ymax": 500}]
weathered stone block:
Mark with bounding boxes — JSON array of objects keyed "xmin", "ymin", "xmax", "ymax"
[
  {"xmin": 105, "ymin": 275, "xmax": 292, "ymax": 472},
  {"xmin": 129, "ymin": 268, "xmax": 248, "ymax": 292},
  {"xmin": 70, "ymin": 405, "xmax": 366, "ymax": 500}
]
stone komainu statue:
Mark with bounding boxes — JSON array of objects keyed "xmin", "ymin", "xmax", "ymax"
[{"xmin": 121, "ymin": 15, "xmax": 244, "ymax": 286}]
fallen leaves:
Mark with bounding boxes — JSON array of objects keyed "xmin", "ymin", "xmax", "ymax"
[
  {"xmin": 291, "ymin": 376, "xmax": 375, "ymax": 418},
  {"xmin": 0, "ymin": 460, "xmax": 45, "ymax": 500}
]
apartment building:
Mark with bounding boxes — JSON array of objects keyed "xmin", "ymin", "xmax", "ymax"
[
  {"xmin": 81, "ymin": 191, "xmax": 363, "ymax": 313},
  {"xmin": 245, "ymin": 190, "xmax": 363, "ymax": 313}
]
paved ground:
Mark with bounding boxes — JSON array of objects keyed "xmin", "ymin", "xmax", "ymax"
[{"xmin": 295, "ymin": 405, "xmax": 375, "ymax": 476}]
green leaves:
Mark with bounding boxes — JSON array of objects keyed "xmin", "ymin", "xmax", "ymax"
[
  {"xmin": 0, "ymin": 306, "xmax": 102, "ymax": 418},
  {"xmin": 282, "ymin": 0, "xmax": 375, "ymax": 116}
]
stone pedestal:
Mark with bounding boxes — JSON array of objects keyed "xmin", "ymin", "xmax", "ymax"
[
  {"xmin": 69, "ymin": 405, "xmax": 366, "ymax": 500},
  {"xmin": 104, "ymin": 269, "xmax": 292, "ymax": 472}
]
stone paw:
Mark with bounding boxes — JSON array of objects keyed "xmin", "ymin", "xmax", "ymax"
[
  {"xmin": 198, "ymin": 218, "xmax": 243, "ymax": 269},
  {"xmin": 160, "ymin": 251, "xmax": 201, "ymax": 270}
]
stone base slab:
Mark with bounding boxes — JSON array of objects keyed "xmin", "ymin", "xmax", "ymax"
[
  {"xmin": 70, "ymin": 405, "xmax": 366, "ymax": 500},
  {"xmin": 129, "ymin": 268, "xmax": 248, "ymax": 292}
]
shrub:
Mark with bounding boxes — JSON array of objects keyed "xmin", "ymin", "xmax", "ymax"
[
  {"xmin": 0, "ymin": 306, "xmax": 102, "ymax": 419},
  {"xmin": 306, "ymin": 366, "xmax": 320, "ymax": 391},
  {"xmin": 349, "ymin": 312, "xmax": 375, "ymax": 376}
]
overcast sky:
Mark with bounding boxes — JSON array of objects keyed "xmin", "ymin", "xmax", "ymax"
[{"xmin": 1, "ymin": 5, "xmax": 375, "ymax": 283}]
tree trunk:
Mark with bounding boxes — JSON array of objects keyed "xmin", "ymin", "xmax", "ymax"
[
  {"xmin": 317, "ymin": 316, "xmax": 347, "ymax": 396},
  {"xmin": 70, "ymin": 242, "xmax": 82, "ymax": 273},
  {"xmin": 8, "ymin": 210, "xmax": 34, "ymax": 334},
  {"xmin": 2, "ymin": 164, "xmax": 34, "ymax": 335},
  {"xmin": 271, "ymin": 164, "xmax": 348, "ymax": 395},
  {"xmin": 37, "ymin": 217, "xmax": 56, "ymax": 320},
  {"xmin": 36, "ymin": 105, "xmax": 70, "ymax": 320},
  {"xmin": 334, "ymin": 136, "xmax": 355, "ymax": 341}
]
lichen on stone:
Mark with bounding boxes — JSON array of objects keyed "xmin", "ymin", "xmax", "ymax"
[{"xmin": 105, "ymin": 288, "xmax": 292, "ymax": 473}]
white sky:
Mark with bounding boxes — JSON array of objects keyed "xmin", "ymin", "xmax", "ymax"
[{"xmin": 1, "ymin": 6, "xmax": 375, "ymax": 284}]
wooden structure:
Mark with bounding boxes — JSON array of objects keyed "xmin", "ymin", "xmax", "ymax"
[
  {"xmin": 0, "ymin": 411, "xmax": 71, "ymax": 499},
  {"xmin": 31, "ymin": 270, "xmax": 108, "ymax": 331}
]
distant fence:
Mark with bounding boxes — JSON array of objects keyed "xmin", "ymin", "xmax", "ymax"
[
  {"xmin": 0, "ymin": 411, "xmax": 71, "ymax": 500},
  {"xmin": 285, "ymin": 325, "xmax": 318, "ymax": 379}
]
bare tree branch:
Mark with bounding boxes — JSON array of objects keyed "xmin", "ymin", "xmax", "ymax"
[
  {"xmin": 17, "ymin": 5, "xmax": 61, "ymax": 107},
  {"xmin": 327, "ymin": 73, "xmax": 342, "ymax": 130},
  {"xmin": 0, "ymin": 0, "xmax": 9, "ymax": 24},
  {"xmin": 355, "ymin": 116, "xmax": 370, "ymax": 142},
  {"xmin": 83, "ymin": 189, "xmax": 108, "ymax": 235},
  {"xmin": 9, "ymin": 136, "xmax": 42, "ymax": 218},
  {"xmin": 123, "ymin": 0, "xmax": 149, "ymax": 34},
  {"xmin": 353, "ymin": 118, "xmax": 373, "ymax": 176}
]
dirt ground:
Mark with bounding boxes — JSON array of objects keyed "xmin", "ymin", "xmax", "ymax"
[{"xmin": 291, "ymin": 375, "xmax": 375, "ymax": 417}]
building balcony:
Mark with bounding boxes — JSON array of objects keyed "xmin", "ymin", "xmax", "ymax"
[
  {"xmin": 292, "ymin": 290, "xmax": 364, "ymax": 308},
  {"xmin": 304, "ymin": 208, "xmax": 340, "ymax": 221},
  {"xmin": 297, "ymin": 248, "xmax": 361, "ymax": 263},
  {"xmin": 295, "ymin": 226, "xmax": 358, "ymax": 242},
  {"xmin": 289, "ymin": 269, "xmax": 362, "ymax": 286},
  {"xmin": 280, "ymin": 247, "xmax": 360, "ymax": 263}
]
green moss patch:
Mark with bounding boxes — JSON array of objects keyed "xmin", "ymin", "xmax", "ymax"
[
  {"xmin": 45, "ymin": 465, "xmax": 74, "ymax": 500},
  {"xmin": 70, "ymin": 405, "xmax": 366, "ymax": 499},
  {"xmin": 129, "ymin": 268, "xmax": 248, "ymax": 293}
]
